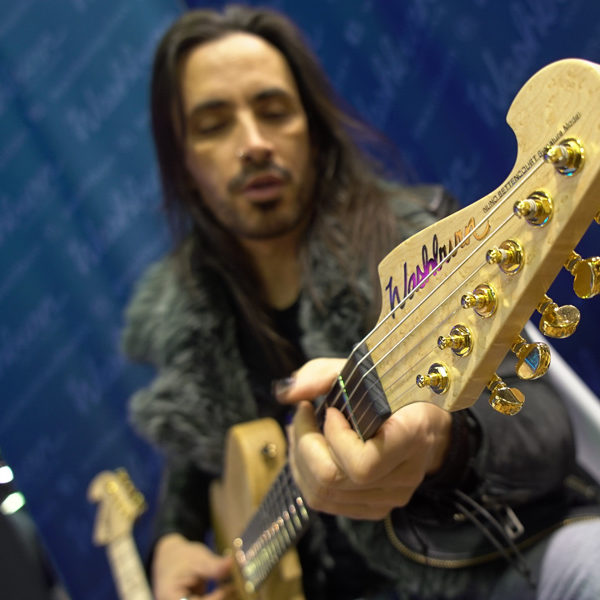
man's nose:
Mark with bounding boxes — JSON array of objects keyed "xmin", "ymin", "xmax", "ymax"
[{"xmin": 237, "ymin": 116, "xmax": 274, "ymax": 164}]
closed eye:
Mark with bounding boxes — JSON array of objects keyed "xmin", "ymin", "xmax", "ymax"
[
  {"xmin": 190, "ymin": 113, "xmax": 231, "ymax": 137},
  {"xmin": 254, "ymin": 91, "xmax": 297, "ymax": 122}
]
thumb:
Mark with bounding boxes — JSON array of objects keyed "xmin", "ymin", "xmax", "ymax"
[{"xmin": 188, "ymin": 544, "xmax": 233, "ymax": 580}]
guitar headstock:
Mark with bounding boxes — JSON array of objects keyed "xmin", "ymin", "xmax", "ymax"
[
  {"xmin": 368, "ymin": 58, "xmax": 600, "ymax": 416},
  {"xmin": 88, "ymin": 468, "xmax": 146, "ymax": 546}
]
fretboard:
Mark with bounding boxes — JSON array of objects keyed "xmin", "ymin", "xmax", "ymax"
[
  {"xmin": 234, "ymin": 463, "xmax": 310, "ymax": 593},
  {"xmin": 234, "ymin": 352, "xmax": 391, "ymax": 592},
  {"xmin": 106, "ymin": 535, "xmax": 153, "ymax": 600}
]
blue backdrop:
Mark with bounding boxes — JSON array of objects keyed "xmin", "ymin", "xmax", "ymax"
[{"xmin": 1, "ymin": 1, "xmax": 599, "ymax": 598}]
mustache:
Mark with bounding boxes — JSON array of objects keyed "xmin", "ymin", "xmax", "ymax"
[{"xmin": 227, "ymin": 161, "xmax": 292, "ymax": 193}]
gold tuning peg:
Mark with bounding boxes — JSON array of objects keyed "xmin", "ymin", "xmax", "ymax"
[
  {"xmin": 437, "ymin": 325, "xmax": 472, "ymax": 356},
  {"xmin": 564, "ymin": 251, "xmax": 600, "ymax": 298},
  {"xmin": 511, "ymin": 335, "xmax": 551, "ymax": 380},
  {"xmin": 416, "ymin": 363, "xmax": 449, "ymax": 394},
  {"xmin": 487, "ymin": 374, "xmax": 525, "ymax": 415},
  {"xmin": 537, "ymin": 294, "xmax": 580, "ymax": 338},
  {"xmin": 513, "ymin": 191, "xmax": 553, "ymax": 226},
  {"xmin": 543, "ymin": 138, "xmax": 584, "ymax": 175},
  {"xmin": 461, "ymin": 284, "xmax": 497, "ymax": 318},
  {"xmin": 486, "ymin": 240, "xmax": 524, "ymax": 274}
]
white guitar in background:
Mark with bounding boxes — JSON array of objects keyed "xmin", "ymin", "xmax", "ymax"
[{"xmin": 88, "ymin": 468, "xmax": 153, "ymax": 600}]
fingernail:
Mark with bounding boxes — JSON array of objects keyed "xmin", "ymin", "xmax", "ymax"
[{"xmin": 272, "ymin": 376, "xmax": 295, "ymax": 401}]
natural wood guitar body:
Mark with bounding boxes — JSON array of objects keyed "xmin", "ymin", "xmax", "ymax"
[{"xmin": 210, "ymin": 418, "xmax": 305, "ymax": 600}]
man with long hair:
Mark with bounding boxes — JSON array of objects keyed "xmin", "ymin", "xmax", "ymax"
[{"xmin": 123, "ymin": 5, "xmax": 600, "ymax": 600}]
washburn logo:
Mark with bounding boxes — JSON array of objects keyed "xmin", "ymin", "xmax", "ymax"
[{"xmin": 385, "ymin": 217, "xmax": 490, "ymax": 316}]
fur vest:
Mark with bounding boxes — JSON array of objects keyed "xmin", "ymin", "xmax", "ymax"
[{"xmin": 122, "ymin": 185, "xmax": 440, "ymax": 474}]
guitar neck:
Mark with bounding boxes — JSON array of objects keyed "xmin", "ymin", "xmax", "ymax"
[
  {"xmin": 235, "ymin": 462, "xmax": 310, "ymax": 593},
  {"xmin": 233, "ymin": 365, "xmax": 385, "ymax": 592},
  {"xmin": 106, "ymin": 534, "xmax": 153, "ymax": 600}
]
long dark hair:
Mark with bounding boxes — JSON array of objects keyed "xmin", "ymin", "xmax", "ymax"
[{"xmin": 150, "ymin": 5, "xmax": 405, "ymax": 368}]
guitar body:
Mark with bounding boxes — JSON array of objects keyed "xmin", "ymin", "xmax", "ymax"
[{"xmin": 210, "ymin": 418, "xmax": 305, "ymax": 600}]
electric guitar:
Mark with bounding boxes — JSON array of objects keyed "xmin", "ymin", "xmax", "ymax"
[
  {"xmin": 210, "ymin": 58, "xmax": 600, "ymax": 599},
  {"xmin": 88, "ymin": 468, "xmax": 152, "ymax": 600}
]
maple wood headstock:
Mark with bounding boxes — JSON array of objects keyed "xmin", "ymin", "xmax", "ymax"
[
  {"xmin": 88, "ymin": 468, "xmax": 146, "ymax": 546},
  {"xmin": 367, "ymin": 58, "xmax": 600, "ymax": 416}
]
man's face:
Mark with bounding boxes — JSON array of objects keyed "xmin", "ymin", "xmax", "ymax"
[{"xmin": 179, "ymin": 32, "xmax": 315, "ymax": 242}]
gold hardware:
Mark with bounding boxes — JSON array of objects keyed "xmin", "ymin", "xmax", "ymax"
[
  {"xmin": 486, "ymin": 239, "xmax": 524, "ymax": 274},
  {"xmin": 416, "ymin": 363, "xmax": 449, "ymax": 394},
  {"xmin": 564, "ymin": 250, "xmax": 600, "ymax": 298},
  {"xmin": 537, "ymin": 294, "xmax": 580, "ymax": 338},
  {"xmin": 438, "ymin": 324, "xmax": 473, "ymax": 356},
  {"xmin": 543, "ymin": 138, "xmax": 584, "ymax": 176},
  {"xmin": 513, "ymin": 190, "xmax": 553, "ymax": 226},
  {"xmin": 461, "ymin": 284, "xmax": 497, "ymax": 317},
  {"xmin": 261, "ymin": 443, "xmax": 278, "ymax": 461},
  {"xmin": 595, "ymin": 211, "xmax": 600, "ymax": 225},
  {"xmin": 487, "ymin": 374, "xmax": 525, "ymax": 415},
  {"xmin": 511, "ymin": 335, "xmax": 551, "ymax": 380}
]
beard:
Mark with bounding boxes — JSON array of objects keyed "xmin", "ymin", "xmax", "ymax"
[{"xmin": 209, "ymin": 165, "xmax": 315, "ymax": 241}]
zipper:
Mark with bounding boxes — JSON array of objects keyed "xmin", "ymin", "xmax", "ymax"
[{"xmin": 383, "ymin": 512, "xmax": 600, "ymax": 569}]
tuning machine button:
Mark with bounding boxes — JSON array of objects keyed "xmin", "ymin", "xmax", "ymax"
[
  {"xmin": 537, "ymin": 294, "xmax": 580, "ymax": 338},
  {"xmin": 487, "ymin": 374, "xmax": 525, "ymax": 415},
  {"xmin": 461, "ymin": 284, "xmax": 497, "ymax": 318},
  {"xmin": 543, "ymin": 138, "xmax": 584, "ymax": 176},
  {"xmin": 564, "ymin": 251, "xmax": 600, "ymax": 299},
  {"xmin": 438, "ymin": 325, "xmax": 472, "ymax": 356},
  {"xmin": 511, "ymin": 335, "xmax": 551, "ymax": 380},
  {"xmin": 513, "ymin": 191, "xmax": 553, "ymax": 226},
  {"xmin": 486, "ymin": 239, "xmax": 524, "ymax": 274},
  {"xmin": 416, "ymin": 363, "xmax": 449, "ymax": 394}
]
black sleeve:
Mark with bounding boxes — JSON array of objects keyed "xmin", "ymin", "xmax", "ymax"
[
  {"xmin": 469, "ymin": 354, "xmax": 576, "ymax": 503},
  {"xmin": 420, "ymin": 352, "xmax": 576, "ymax": 504},
  {"xmin": 152, "ymin": 460, "xmax": 214, "ymax": 543}
]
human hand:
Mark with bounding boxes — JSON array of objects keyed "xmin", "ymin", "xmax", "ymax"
[
  {"xmin": 278, "ymin": 358, "xmax": 453, "ymax": 520},
  {"xmin": 152, "ymin": 533, "xmax": 236, "ymax": 600}
]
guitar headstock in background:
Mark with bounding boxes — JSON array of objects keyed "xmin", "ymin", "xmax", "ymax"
[
  {"xmin": 88, "ymin": 468, "xmax": 146, "ymax": 547},
  {"xmin": 88, "ymin": 469, "xmax": 152, "ymax": 600},
  {"xmin": 368, "ymin": 58, "xmax": 600, "ymax": 417}
]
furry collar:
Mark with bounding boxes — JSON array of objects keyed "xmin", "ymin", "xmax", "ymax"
[{"xmin": 122, "ymin": 185, "xmax": 440, "ymax": 473}]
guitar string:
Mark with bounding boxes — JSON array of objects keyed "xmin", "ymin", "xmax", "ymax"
[
  {"xmin": 239, "ymin": 156, "xmax": 548, "ymax": 571},
  {"xmin": 315, "ymin": 157, "xmax": 546, "ymax": 433},
  {"xmin": 342, "ymin": 207, "xmax": 516, "ymax": 431}
]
